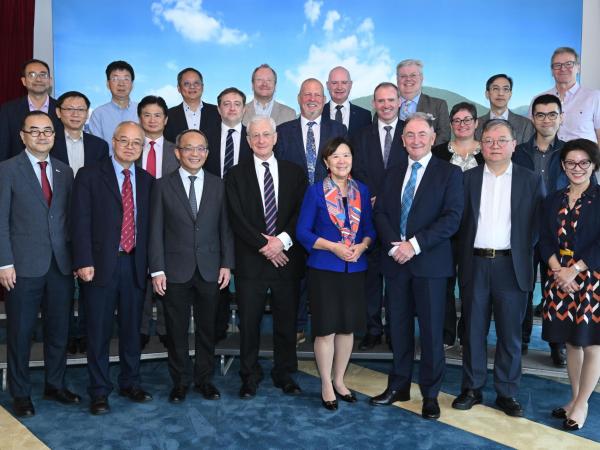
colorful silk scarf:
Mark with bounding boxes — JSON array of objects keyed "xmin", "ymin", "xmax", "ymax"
[{"xmin": 323, "ymin": 175, "xmax": 362, "ymax": 247}]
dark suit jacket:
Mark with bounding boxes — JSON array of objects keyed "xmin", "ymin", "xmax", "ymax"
[
  {"xmin": 512, "ymin": 135, "xmax": 566, "ymax": 196},
  {"xmin": 71, "ymin": 157, "xmax": 153, "ymax": 288},
  {"xmin": 164, "ymin": 102, "xmax": 221, "ymax": 144},
  {"xmin": 275, "ymin": 116, "xmax": 347, "ymax": 183},
  {"xmin": 416, "ymin": 93, "xmax": 450, "ymax": 145},
  {"xmin": 323, "ymin": 102, "xmax": 372, "ymax": 138},
  {"xmin": 374, "ymin": 154, "xmax": 464, "ymax": 278},
  {"xmin": 457, "ymin": 164, "xmax": 541, "ymax": 292},
  {"xmin": 149, "ymin": 169, "xmax": 234, "ymax": 283},
  {"xmin": 226, "ymin": 158, "xmax": 308, "ymax": 280},
  {"xmin": 134, "ymin": 139, "xmax": 179, "ymax": 178},
  {"xmin": 51, "ymin": 131, "xmax": 109, "ymax": 167},
  {"xmin": 204, "ymin": 124, "xmax": 252, "ymax": 178},
  {"xmin": 0, "ymin": 96, "xmax": 63, "ymax": 162},
  {"xmin": 352, "ymin": 120, "xmax": 407, "ymax": 199},
  {"xmin": 0, "ymin": 151, "xmax": 73, "ymax": 276},
  {"xmin": 475, "ymin": 110, "xmax": 535, "ymax": 145}
]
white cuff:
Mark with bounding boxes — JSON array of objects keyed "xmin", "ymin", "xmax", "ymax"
[
  {"xmin": 409, "ymin": 237, "xmax": 421, "ymax": 255},
  {"xmin": 388, "ymin": 245, "xmax": 398, "ymax": 257},
  {"xmin": 0, "ymin": 264, "xmax": 14, "ymax": 270},
  {"xmin": 151, "ymin": 271, "xmax": 165, "ymax": 278},
  {"xmin": 277, "ymin": 232, "xmax": 293, "ymax": 251}
]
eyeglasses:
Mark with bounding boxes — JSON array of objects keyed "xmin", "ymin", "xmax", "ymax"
[
  {"xmin": 60, "ymin": 107, "xmax": 88, "ymax": 115},
  {"xmin": 398, "ymin": 73, "xmax": 420, "ymax": 80},
  {"xmin": 481, "ymin": 137, "xmax": 513, "ymax": 147},
  {"xmin": 115, "ymin": 138, "xmax": 142, "ymax": 148},
  {"xmin": 249, "ymin": 131, "xmax": 275, "ymax": 140},
  {"xmin": 551, "ymin": 61, "xmax": 577, "ymax": 70},
  {"xmin": 178, "ymin": 145, "xmax": 209, "ymax": 154},
  {"xmin": 533, "ymin": 111, "xmax": 560, "ymax": 121},
  {"xmin": 110, "ymin": 76, "xmax": 132, "ymax": 83},
  {"xmin": 451, "ymin": 117, "xmax": 475, "ymax": 126},
  {"xmin": 181, "ymin": 81, "xmax": 202, "ymax": 89},
  {"xmin": 25, "ymin": 71, "xmax": 49, "ymax": 80},
  {"xmin": 22, "ymin": 128, "xmax": 55, "ymax": 137},
  {"xmin": 563, "ymin": 159, "xmax": 592, "ymax": 170}
]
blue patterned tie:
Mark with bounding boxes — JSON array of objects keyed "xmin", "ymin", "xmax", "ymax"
[
  {"xmin": 306, "ymin": 121, "xmax": 317, "ymax": 185},
  {"xmin": 262, "ymin": 162, "xmax": 277, "ymax": 235},
  {"xmin": 399, "ymin": 161, "xmax": 421, "ymax": 237},
  {"xmin": 223, "ymin": 128, "xmax": 235, "ymax": 177}
]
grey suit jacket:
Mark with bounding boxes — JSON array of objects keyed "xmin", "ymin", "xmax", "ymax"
[
  {"xmin": 135, "ymin": 138, "xmax": 179, "ymax": 178},
  {"xmin": 148, "ymin": 169, "xmax": 234, "ymax": 284},
  {"xmin": 475, "ymin": 110, "xmax": 535, "ymax": 145},
  {"xmin": 242, "ymin": 100, "xmax": 296, "ymax": 127},
  {"xmin": 417, "ymin": 93, "xmax": 451, "ymax": 145},
  {"xmin": 0, "ymin": 151, "xmax": 74, "ymax": 276}
]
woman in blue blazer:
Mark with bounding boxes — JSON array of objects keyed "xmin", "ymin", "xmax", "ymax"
[{"xmin": 297, "ymin": 137, "xmax": 375, "ymax": 410}]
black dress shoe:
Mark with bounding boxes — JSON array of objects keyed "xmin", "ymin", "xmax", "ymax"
[
  {"xmin": 422, "ymin": 397, "xmax": 440, "ymax": 419},
  {"xmin": 551, "ymin": 346, "xmax": 567, "ymax": 367},
  {"xmin": 90, "ymin": 396, "xmax": 110, "ymax": 415},
  {"xmin": 563, "ymin": 418, "xmax": 582, "ymax": 431},
  {"xmin": 333, "ymin": 387, "xmax": 357, "ymax": 403},
  {"xmin": 452, "ymin": 389, "xmax": 482, "ymax": 410},
  {"xmin": 273, "ymin": 377, "xmax": 301, "ymax": 395},
  {"xmin": 140, "ymin": 334, "xmax": 150, "ymax": 350},
  {"xmin": 521, "ymin": 343, "xmax": 529, "ymax": 355},
  {"xmin": 552, "ymin": 407, "xmax": 567, "ymax": 419},
  {"xmin": 169, "ymin": 386, "xmax": 188, "ymax": 403},
  {"xmin": 239, "ymin": 381, "xmax": 257, "ymax": 399},
  {"xmin": 369, "ymin": 388, "xmax": 410, "ymax": 406},
  {"xmin": 321, "ymin": 397, "xmax": 338, "ymax": 410},
  {"xmin": 78, "ymin": 337, "xmax": 87, "ymax": 354},
  {"xmin": 119, "ymin": 387, "xmax": 153, "ymax": 403},
  {"xmin": 495, "ymin": 396, "xmax": 524, "ymax": 417},
  {"xmin": 43, "ymin": 387, "xmax": 82, "ymax": 404},
  {"xmin": 67, "ymin": 337, "xmax": 78, "ymax": 355},
  {"xmin": 194, "ymin": 382, "xmax": 221, "ymax": 400},
  {"xmin": 13, "ymin": 397, "xmax": 35, "ymax": 417},
  {"xmin": 359, "ymin": 334, "xmax": 382, "ymax": 350}
]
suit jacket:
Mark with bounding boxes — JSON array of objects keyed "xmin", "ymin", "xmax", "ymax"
[
  {"xmin": 149, "ymin": 169, "xmax": 234, "ymax": 283},
  {"xmin": 475, "ymin": 110, "xmax": 535, "ymax": 145},
  {"xmin": 0, "ymin": 96, "xmax": 63, "ymax": 162},
  {"xmin": 242, "ymin": 100, "xmax": 296, "ymax": 127},
  {"xmin": 322, "ymin": 102, "xmax": 372, "ymax": 138},
  {"xmin": 164, "ymin": 102, "xmax": 221, "ymax": 144},
  {"xmin": 457, "ymin": 164, "xmax": 541, "ymax": 292},
  {"xmin": 512, "ymin": 135, "xmax": 566, "ymax": 196},
  {"xmin": 352, "ymin": 120, "xmax": 407, "ymax": 199},
  {"xmin": 71, "ymin": 157, "xmax": 153, "ymax": 288},
  {"xmin": 134, "ymin": 139, "xmax": 179, "ymax": 178},
  {"xmin": 374, "ymin": 154, "xmax": 464, "ymax": 278},
  {"xmin": 0, "ymin": 151, "xmax": 73, "ymax": 276},
  {"xmin": 204, "ymin": 124, "xmax": 252, "ymax": 178},
  {"xmin": 416, "ymin": 93, "xmax": 450, "ymax": 145},
  {"xmin": 275, "ymin": 116, "xmax": 347, "ymax": 183},
  {"xmin": 226, "ymin": 158, "xmax": 308, "ymax": 280},
  {"xmin": 51, "ymin": 131, "xmax": 109, "ymax": 167}
]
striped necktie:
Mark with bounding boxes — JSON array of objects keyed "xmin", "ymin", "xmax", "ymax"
[
  {"xmin": 223, "ymin": 129, "xmax": 235, "ymax": 177},
  {"xmin": 399, "ymin": 161, "xmax": 421, "ymax": 237},
  {"xmin": 119, "ymin": 169, "xmax": 135, "ymax": 253},
  {"xmin": 262, "ymin": 162, "xmax": 277, "ymax": 235}
]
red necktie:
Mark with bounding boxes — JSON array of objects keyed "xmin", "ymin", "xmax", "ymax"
[
  {"xmin": 38, "ymin": 161, "xmax": 52, "ymax": 206},
  {"xmin": 119, "ymin": 169, "xmax": 135, "ymax": 253},
  {"xmin": 146, "ymin": 141, "xmax": 157, "ymax": 178}
]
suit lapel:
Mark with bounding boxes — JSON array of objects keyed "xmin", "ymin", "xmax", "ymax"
[
  {"xmin": 370, "ymin": 122, "xmax": 385, "ymax": 169},
  {"xmin": 293, "ymin": 120, "xmax": 307, "ymax": 169},
  {"xmin": 49, "ymin": 158, "xmax": 64, "ymax": 208},
  {"xmin": 101, "ymin": 159, "xmax": 123, "ymax": 206},
  {"xmin": 470, "ymin": 165, "xmax": 484, "ymax": 223},
  {"xmin": 168, "ymin": 170, "xmax": 195, "ymax": 222},
  {"xmin": 411, "ymin": 156, "xmax": 435, "ymax": 209},
  {"xmin": 17, "ymin": 152, "xmax": 49, "ymax": 209},
  {"xmin": 510, "ymin": 165, "xmax": 523, "ymax": 227},
  {"xmin": 196, "ymin": 174, "xmax": 210, "ymax": 220}
]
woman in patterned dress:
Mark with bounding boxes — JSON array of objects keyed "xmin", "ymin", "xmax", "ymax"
[{"xmin": 540, "ymin": 138, "xmax": 600, "ymax": 431}]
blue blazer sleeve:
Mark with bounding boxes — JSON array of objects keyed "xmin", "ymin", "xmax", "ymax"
[{"xmin": 296, "ymin": 183, "xmax": 321, "ymax": 253}]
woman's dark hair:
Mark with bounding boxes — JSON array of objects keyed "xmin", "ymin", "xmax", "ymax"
[
  {"xmin": 449, "ymin": 101, "xmax": 477, "ymax": 121},
  {"xmin": 560, "ymin": 138, "xmax": 600, "ymax": 170},
  {"xmin": 321, "ymin": 136, "xmax": 354, "ymax": 163}
]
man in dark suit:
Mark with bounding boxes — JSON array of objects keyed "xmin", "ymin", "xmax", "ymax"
[
  {"xmin": 0, "ymin": 111, "xmax": 81, "ymax": 417},
  {"xmin": 226, "ymin": 116, "xmax": 307, "ymax": 399},
  {"xmin": 324, "ymin": 66, "xmax": 372, "ymax": 138},
  {"xmin": 149, "ymin": 129, "xmax": 234, "ymax": 403},
  {"xmin": 453, "ymin": 119, "xmax": 541, "ymax": 418},
  {"xmin": 370, "ymin": 113, "xmax": 463, "ymax": 420},
  {"xmin": 72, "ymin": 121, "xmax": 154, "ymax": 415},
  {"xmin": 164, "ymin": 68, "xmax": 221, "ymax": 143},
  {"xmin": 353, "ymin": 82, "xmax": 407, "ymax": 350},
  {"xmin": 396, "ymin": 59, "xmax": 450, "ymax": 145},
  {"xmin": 0, "ymin": 59, "xmax": 62, "ymax": 162}
]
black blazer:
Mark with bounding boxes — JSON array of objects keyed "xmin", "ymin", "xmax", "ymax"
[
  {"xmin": 71, "ymin": 158, "xmax": 153, "ymax": 288},
  {"xmin": 51, "ymin": 131, "xmax": 109, "ymax": 167},
  {"xmin": 204, "ymin": 124, "xmax": 253, "ymax": 178},
  {"xmin": 164, "ymin": 102, "xmax": 221, "ymax": 143},
  {"xmin": 226, "ymin": 158, "xmax": 308, "ymax": 280},
  {"xmin": 322, "ymin": 102, "xmax": 372, "ymax": 138},
  {"xmin": 431, "ymin": 141, "xmax": 485, "ymax": 166}
]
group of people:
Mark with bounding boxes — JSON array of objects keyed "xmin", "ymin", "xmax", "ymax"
[{"xmin": 0, "ymin": 46, "xmax": 599, "ymax": 432}]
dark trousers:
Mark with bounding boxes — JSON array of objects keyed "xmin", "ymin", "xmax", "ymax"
[
  {"xmin": 295, "ymin": 277, "xmax": 308, "ymax": 332},
  {"xmin": 522, "ymin": 245, "xmax": 549, "ymax": 345},
  {"xmin": 237, "ymin": 277, "xmax": 299, "ymax": 383},
  {"xmin": 68, "ymin": 279, "xmax": 86, "ymax": 338},
  {"xmin": 83, "ymin": 254, "xmax": 144, "ymax": 398},
  {"xmin": 462, "ymin": 255, "xmax": 527, "ymax": 398},
  {"xmin": 365, "ymin": 246, "xmax": 390, "ymax": 336},
  {"xmin": 6, "ymin": 257, "xmax": 73, "ymax": 398},
  {"xmin": 386, "ymin": 271, "xmax": 446, "ymax": 398},
  {"xmin": 215, "ymin": 283, "xmax": 232, "ymax": 337},
  {"xmin": 141, "ymin": 278, "xmax": 166, "ymax": 335},
  {"xmin": 162, "ymin": 269, "xmax": 219, "ymax": 387}
]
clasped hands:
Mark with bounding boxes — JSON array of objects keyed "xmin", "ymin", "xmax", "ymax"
[
  {"xmin": 552, "ymin": 266, "xmax": 579, "ymax": 294},
  {"xmin": 260, "ymin": 234, "xmax": 288, "ymax": 267},
  {"xmin": 330, "ymin": 241, "xmax": 367, "ymax": 262},
  {"xmin": 391, "ymin": 241, "xmax": 415, "ymax": 264}
]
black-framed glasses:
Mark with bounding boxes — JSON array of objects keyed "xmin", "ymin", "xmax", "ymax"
[
  {"xmin": 563, "ymin": 159, "xmax": 592, "ymax": 170},
  {"xmin": 22, "ymin": 128, "xmax": 55, "ymax": 137},
  {"xmin": 481, "ymin": 137, "xmax": 513, "ymax": 147},
  {"xmin": 551, "ymin": 61, "xmax": 577, "ymax": 70},
  {"xmin": 178, "ymin": 145, "xmax": 209, "ymax": 154},
  {"xmin": 115, "ymin": 137, "xmax": 142, "ymax": 148},
  {"xmin": 533, "ymin": 111, "xmax": 560, "ymax": 121},
  {"xmin": 60, "ymin": 107, "xmax": 88, "ymax": 115},
  {"xmin": 451, "ymin": 117, "xmax": 475, "ymax": 126}
]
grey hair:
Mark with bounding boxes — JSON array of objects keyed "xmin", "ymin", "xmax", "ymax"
[
  {"xmin": 247, "ymin": 115, "xmax": 277, "ymax": 134},
  {"xmin": 396, "ymin": 59, "xmax": 424, "ymax": 73},
  {"xmin": 113, "ymin": 121, "xmax": 143, "ymax": 139},
  {"xmin": 404, "ymin": 112, "xmax": 435, "ymax": 129},
  {"xmin": 551, "ymin": 47, "xmax": 580, "ymax": 65},
  {"xmin": 481, "ymin": 118, "xmax": 516, "ymax": 140}
]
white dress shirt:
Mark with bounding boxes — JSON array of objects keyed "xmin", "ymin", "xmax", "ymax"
[
  {"xmin": 328, "ymin": 100, "xmax": 350, "ymax": 129},
  {"xmin": 377, "ymin": 117, "xmax": 399, "ymax": 158},
  {"xmin": 142, "ymin": 136, "xmax": 164, "ymax": 179},
  {"xmin": 65, "ymin": 130, "xmax": 85, "ymax": 176},
  {"xmin": 301, "ymin": 115, "xmax": 321, "ymax": 154},
  {"xmin": 490, "ymin": 109, "xmax": 509, "ymax": 120},
  {"xmin": 219, "ymin": 122, "xmax": 242, "ymax": 175},
  {"xmin": 474, "ymin": 163, "xmax": 512, "ymax": 250},
  {"xmin": 183, "ymin": 101, "xmax": 204, "ymax": 130}
]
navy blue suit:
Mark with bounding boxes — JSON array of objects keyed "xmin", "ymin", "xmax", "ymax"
[
  {"xmin": 374, "ymin": 154, "xmax": 463, "ymax": 398},
  {"xmin": 51, "ymin": 131, "xmax": 109, "ymax": 167},
  {"xmin": 322, "ymin": 102, "xmax": 372, "ymax": 138},
  {"xmin": 163, "ymin": 102, "xmax": 220, "ymax": 144}
]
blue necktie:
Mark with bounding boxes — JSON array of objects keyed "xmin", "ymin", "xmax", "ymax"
[
  {"xmin": 399, "ymin": 161, "xmax": 421, "ymax": 237},
  {"xmin": 223, "ymin": 128, "xmax": 235, "ymax": 177},
  {"xmin": 306, "ymin": 121, "xmax": 317, "ymax": 185},
  {"xmin": 263, "ymin": 162, "xmax": 277, "ymax": 235}
]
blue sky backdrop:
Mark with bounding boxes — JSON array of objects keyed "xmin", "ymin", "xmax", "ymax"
[{"xmin": 53, "ymin": 0, "xmax": 583, "ymax": 112}]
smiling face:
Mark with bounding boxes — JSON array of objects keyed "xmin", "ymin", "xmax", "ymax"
[
  {"xmin": 107, "ymin": 69, "xmax": 133, "ymax": 101},
  {"xmin": 56, "ymin": 96, "xmax": 89, "ymax": 132},
  {"xmin": 396, "ymin": 64, "xmax": 423, "ymax": 100},
  {"xmin": 450, "ymin": 108, "xmax": 477, "ymax": 140},
  {"xmin": 325, "ymin": 143, "xmax": 353, "ymax": 181},
  {"xmin": 20, "ymin": 114, "xmax": 55, "ymax": 159},
  {"xmin": 480, "ymin": 124, "xmax": 516, "ymax": 166},
  {"xmin": 326, "ymin": 67, "xmax": 352, "ymax": 105},
  {"xmin": 21, "ymin": 62, "xmax": 52, "ymax": 96},
  {"xmin": 485, "ymin": 77, "xmax": 512, "ymax": 111},
  {"xmin": 139, "ymin": 103, "xmax": 167, "ymax": 139},
  {"xmin": 247, "ymin": 118, "xmax": 277, "ymax": 161},
  {"xmin": 551, "ymin": 51, "xmax": 579, "ymax": 87},
  {"xmin": 175, "ymin": 131, "xmax": 209, "ymax": 174},
  {"xmin": 532, "ymin": 102, "xmax": 562, "ymax": 139},
  {"xmin": 178, "ymin": 70, "xmax": 204, "ymax": 104},
  {"xmin": 372, "ymin": 85, "xmax": 400, "ymax": 124},
  {"xmin": 112, "ymin": 123, "xmax": 144, "ymax": 167},
  {"xmin": 298, "ymin": 79, "xmax": 325, "ymax": 120},
  {"xmin": 252, "ymin": 67, "xmax": 276, "ymax": 103},
  {"xmin": 218, "ymin": 92, "xmax": 245, "ymax": 127},
  {"xmin": 402, "ymin": 118, "xmax": 435, "ymax": 161},
  {"xmin": 562, "ymin": 149, "xmax": 594, "ymax": 187}
]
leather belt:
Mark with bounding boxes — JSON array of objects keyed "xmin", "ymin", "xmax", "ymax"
[
  {"xmin": 473, "ymin": 248, "xmax": 511, "ymax": 258},
  {"xmin": 118, "ymin": 248, "xmax": 135, "ymax": 256},
  {"xmin": 559, "ymin": 248, "xmax": 574, "ymax": 256}
]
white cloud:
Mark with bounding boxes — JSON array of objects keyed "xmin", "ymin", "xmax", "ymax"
[
  {"xmin": 357, "ymin": 18, "xmax": 373, "ymax": 33},
  {"xmin": 165, "ymin": 60, "xmax": 178, "ymax": 71},
  {"xmin": 146, "ymin": 84, "xmax": 181, "ymax": 108},
  {"xmin": 304, "ymin": 0, "xmax": 322, "ymax": 25},
  {"xmin": 323, "ymin": 10, "xmax": 340, "ymax": 32},
  {"xmin": 151, "ymin": 0, "xmax": 248, "ymax": 46}
]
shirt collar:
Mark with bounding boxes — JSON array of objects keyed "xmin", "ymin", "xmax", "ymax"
[
  {"xmin": 400, "ymin": 92, "xmax": 421, "ymax": 105},
  {"xmin": 484, "ymin": 161, "xmax": 513, "ymax": 176},
  {"xmin": 179, "ymin": 166, "xmax": 203, "ymax": 180},
  {"xmin": 408, "ymin": 151, "xmax": 432, "ymax": 168},
  {"xmin": 183, "ymin": 101, "xmax": 204, "ymax": 112},
  {"xmin": 25, "ymin": 149, "xmax": 50, "ymax": 165},
  {"xmin": 490, "ymin": 109, "xmax": 509, "ymax": 120},
  {"xmin": 65, "ymin": 129, "xmax": 84, "ymax": 142},
  {"xmin": 145, "ymin": 136, "xmax": 164, "ymax": 146},
  {"xmin": 254, "ymin": 98, "xmax": 274, "ymax": 109},
  {"xmin": 301, "ymin": 115, "xmax": 322, "ymax": 127},
  {"xmin": 221, "ymin": 122, "xmax": 243, "ymax": 133},
  {"xmin": 378, "ymin": 117, "xmax": 399, "ymax": 131},
  {"xmin": 330, "ymin": 99, "xmax": 350, "ymax": 111},
  {"xmin": 253, "ymin": 153, "xmax": 276, "ymax": 168},
  {"xmin": 111, "ymin": 155, "xmax": 134, "ymax": 175},
  {"xmin": 27, "ymin": 95, "xmax": 49, "ymax": 112},
  {"xmin": 111, "ymin": 99, "xmax": 132, "ymax": 110}
]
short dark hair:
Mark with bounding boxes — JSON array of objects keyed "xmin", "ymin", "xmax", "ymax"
[
  {"xmin": 532, "ymin": 94, "xmax": 562, "ymax": 114},
  {"xmin": 450, "ymin": 102, "xmax": 477, "ymax": 120},
  {"xmin": 56, "ymin": 91, "xmax": 90, "ymax": 109},
  {"xmin": 251, "ymin": 64, "xmax": 277, "ymax": 84},
  {"xmin": 485, "ymin": 74, "xmax": 513, "ymax": 91},
  {"xmin": 137, "ymin": 95, "xmax": 168, "ymax": 117},
  {"xmin": 321, "ymin": 136, "xmax": 354, "ymax": 164},
  {"xmin": 217, "ymin": 87, "xmax": 247, "ymax": 106},
  {"xmin": 177, "ymin": 68, "xmax": 203, "ymax": 86},
  {"xmin": 105, "ymin": 60, "xmax": 135, "ymax": 81},
  {"xmin": 175, "ymin": 129, "xmax": 208, "ymax": 148},
  {"xmin": 560, "ymin": 139, "xmax": 600, "ymax": 169},
  {"xmin": 21, "ymin": 59, "xmax": 50, "ymax": 77},
  {"xmin": 21, "ymin": 110, "xmax": 52, "ymax": 130},
  {"xmin": 481, "ymin": 118, "xmax": 516, "ymax": 140},
  {"xmin": 373, "ymin": 82, "xmax": 399, "ymax": 98}
]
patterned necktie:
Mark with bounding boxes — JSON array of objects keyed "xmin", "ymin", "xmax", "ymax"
[
  {"xmin": 223, "ymin": 129, "xmax": 235, "ymax": 177},
  {"xmin": 188, "ymin": 175, "xmax": 198, "ymax": 217},
  {"xmin": 400, "ymin": 100, "xmax": 411, "ymax": 120},
  {"xmin": 306, "ymin": 121, "xmax": 317, "ymax": 185},
  {"xmin": 383, "ymin": 125, "xmax": 393, "ymax": 168},
  {"xmin": 262, "ymin": 162, "xmax": 277, "ymax": 236},
  {"xmin": 335, "ymin": 105, "xmax": 343, "ymax": 123},
  {"xmin": 38, "ymin": 161, "xmax": 52, "ymax": 206},
  {"xmin": 119, "ymin": 169, "xmax": 135, "ymax": 253},
  {"xmin": 399, "ymin": 161, "xmax": 422, "ymax": 237},
  {"xmin": 146, "ymin": 141, "xmax": 156, "ymax": 178}
]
